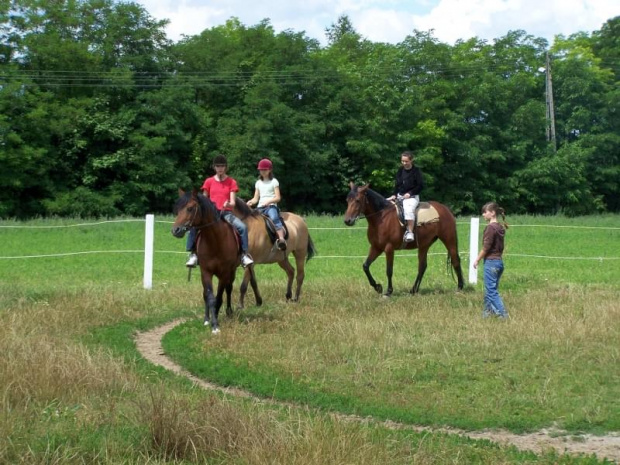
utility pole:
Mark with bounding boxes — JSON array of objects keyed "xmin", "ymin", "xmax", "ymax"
[{"xmin": 544, "ymin": 51, "xmax": 557, "ymax": 151}]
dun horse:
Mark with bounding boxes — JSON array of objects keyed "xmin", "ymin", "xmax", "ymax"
[
  {"xmin": 233, "ymin": 199, "xmax": 316, "ymax": 306},
  {"xmin": 344, "ymin": 183, "xmax": 464, "ymax": 296},
  {"xmin": 171, "ymin": 189, "xmax": 261, "ymax": 333}
]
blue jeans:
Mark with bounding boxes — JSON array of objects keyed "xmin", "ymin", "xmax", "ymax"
[
  {"xmin": 483, "ymin": 259, "xmax": 507, "ymax": 318},
  {"xmin": 258, "ymin": 205, "xmax": 284, "ymax": 230},
  {"xmin": 186, "ymin": 227, "xmax": 197, "ymax": 252},
  {"xmin": 186, "ymin": 211, "xmax": 249, "ymax": 254},
  {"xmin": 221, "ymin": 211, "xmax": 249, "ymax": 253}
]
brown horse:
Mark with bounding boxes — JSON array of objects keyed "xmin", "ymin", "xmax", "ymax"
[
  {"xmin": 233, "ymin": 199, "xmax": 317, "ymax": 306},
  {"xmin": 344, "ymin": 183, "xmax": 464, "ymax": 296},
  {"xmin": 171, "ymin": 189, "xmax": 261, "ymax": 333}
]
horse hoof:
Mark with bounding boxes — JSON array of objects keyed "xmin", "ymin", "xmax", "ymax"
[
  {"xmin": 382, "ymin": 293, "xmax": 391, "ymax": 299},
  {"xmin": 375, "ymin": 284, "xmax": 383, "ymax": 294},
  {"xmin": 204, "ymin": 321, "xmax": 210, "ymax": 326},
  {"xmin": 256, "ymin": 299, "xmax": 263, "ymax": 307},
  {"xmin": 212, "ymin": 327, "xmax": 220, "ymax": 334}
]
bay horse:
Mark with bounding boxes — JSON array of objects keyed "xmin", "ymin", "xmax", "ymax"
[
  {"xmin": 344, "ymin": 183, "xmax": 464, "ymax": 296},
  {"xmin": 233, "ymin": 199, "xmax": 317, "ymax": 306},
  {"xmin": 171, "ymin": 189, "xmax": 261, "ymax": 333}
]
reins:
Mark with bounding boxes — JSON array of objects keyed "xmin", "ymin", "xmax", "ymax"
[
  {"xmin": 185, "ymin": 198, "xmax": 221, "ymax": 231},
  {"xmin": 355, "ymin": 192, "xmax": 393, "ymax": 222}
]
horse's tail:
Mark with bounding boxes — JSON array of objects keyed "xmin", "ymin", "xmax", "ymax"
[
  {"xmin": 446, "ymin": 253, "xmax": 455, "ymax": 280},
  {"xmin": 306, "ymin": 234, "xmax": 317, "ymax": 262}
]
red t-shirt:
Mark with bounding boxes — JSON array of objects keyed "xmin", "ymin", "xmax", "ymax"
[{"xmin": 202, "ymin": 176, "xmax": 238, "ymax": 211}]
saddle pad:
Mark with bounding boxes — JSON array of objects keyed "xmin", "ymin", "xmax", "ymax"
[{"xmin": 417, "ymin": 205, "xmax": 440, "ymax": 225}]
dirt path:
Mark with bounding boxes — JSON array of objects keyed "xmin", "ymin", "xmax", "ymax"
[{"xmin": 135, "ymin": 319, "xmax": 620, "ymax": 463}]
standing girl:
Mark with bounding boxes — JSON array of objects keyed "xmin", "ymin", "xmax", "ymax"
[
  {"xmin": 473, "ymin": 202, "xmax": 509, "ymax": 319},
  {"xmin": 246, "ymin": 158, "xmax": 287, "ymax": 251}
]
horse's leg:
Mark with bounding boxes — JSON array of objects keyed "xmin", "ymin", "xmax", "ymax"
[
  {"xmin": 225, "ymin": 282, "xmax": 234, "ymax": 318},
  {"xmin": 449, "ymin": 247, "xmax": 464, "ymax": 291},
  {"xmin": 239, "ymin": 268, "xmax": 250, "ymax": 309},
  {"xmin": 211, "ymin": 280, "xmax": 225, "ymax": 334},
  {"xmin": 411, "ymin": 246, "xmax": 430, "ymax": 294},
  {"xmin": 246, "ymin": 264, "xmax": 262, "ymax": 306},
  {"xmin": 293, "ymin": 248, "xmax": 307, "ymax": 302},
  {"xmin": 384, "ymin": 247, "xmax": 395, "ymax": 297},
  {"xmin": 201, "ymin": 273, "xmax": 215, "ymax": 327},
  {"xmin": 363, "ymin": 246, "xmax": 384, "ymax": 294},
  {"xmin": 292, "ymin": 251, "xmax": 306, "ymax": 302},
  {"xmin": 277, "ymin": 258, "xmax": 295, "ymax": 301},
  {"xmin": 440, "ymin": 234, "xmax": 465, "ymax": 291}
]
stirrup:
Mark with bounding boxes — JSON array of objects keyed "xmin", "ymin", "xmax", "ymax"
[
  {"xmin": 186, "ymin": 253, "xmax": 198, "ymax": 267},
  {"xmin": 241, "ymin": 253, "xmax": 254, "ymax": 267}
]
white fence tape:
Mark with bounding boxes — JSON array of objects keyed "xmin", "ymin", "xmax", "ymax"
[{"xmin": 1, "ymin": 216, "xmax": 619, "ymax": 291}]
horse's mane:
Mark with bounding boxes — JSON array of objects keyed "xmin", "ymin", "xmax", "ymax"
[
  {"xmin": 349, "ymin": 185, "xmax": 390, "ymax": 212},
  {"xmin": 365, "ymin": 188, "xmax": 391, "ymax": 211},
  {"xmin": 234, "ymin": 198, "xmax": 262, "ymax": 220},
  {"xmin": 174, "ymin": 191, "xmax": 220, "ymax": 221}
]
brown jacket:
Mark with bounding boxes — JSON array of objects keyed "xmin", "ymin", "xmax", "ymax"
[{"xmin": 482, "ymin": 222, "xmax": 505, "ymax": 260}]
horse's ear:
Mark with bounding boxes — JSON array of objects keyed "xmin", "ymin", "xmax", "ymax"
[
  {"xmin": 178, "ymin": 188, "xmax": 185, "ymax": 197},
  {"xmin": 349, "ymin": 180, "xmax": 355, "ymax": 189},
  {"xmin": 191, "ymin": 188, "xmax": 199, "ymax": 198}
]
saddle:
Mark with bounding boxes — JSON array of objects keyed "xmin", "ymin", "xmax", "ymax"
[
  {"xmin": 260, "ymin": 214, "xmax": 289, "ymax": 246},
  {"xmin": 219, "ymin": 215, "xmax": 244, "ymax": 254},
  {"xmin": 394, "ymin": 201, "xmax": 440, "ymax": 228}
]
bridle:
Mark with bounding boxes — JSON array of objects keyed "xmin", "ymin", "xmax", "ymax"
[
  {"xmin": 349, "ymin": 189, "xmax": 388, "ymax": 222},
  {"xmin": 181, "ymin": 199, "xmax": 220, "ymax": 232}
]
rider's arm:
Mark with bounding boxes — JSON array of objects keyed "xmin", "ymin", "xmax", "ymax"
[
  {"xmin": 228, "ymin": 190, "xmax": 236, "ymax": 208},
  {"xmin": 247, "ymin": 188, "xmax": 260, "ymax": 207},
  {"xmin": 269, "ymin": 186, "xmax": 282, "ymax": 206}
]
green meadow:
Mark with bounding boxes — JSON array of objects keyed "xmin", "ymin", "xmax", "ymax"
[{"xmin": 0, "ymin": 213, "xmax": 618, "ymax": 464}]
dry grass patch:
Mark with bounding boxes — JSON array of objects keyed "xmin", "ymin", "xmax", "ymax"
[{"xmin": 174, "ymin": 281, "xmax": 619, "ymax": 432}]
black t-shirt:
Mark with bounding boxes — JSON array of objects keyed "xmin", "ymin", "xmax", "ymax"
[{"xmin": 394, "ymin": 166, "xmax": 424, "ymax": 196}]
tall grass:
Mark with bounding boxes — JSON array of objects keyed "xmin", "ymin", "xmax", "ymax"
[{"xmin": 0, "ymin": 213, "xmax": 618, "ymax": 463}]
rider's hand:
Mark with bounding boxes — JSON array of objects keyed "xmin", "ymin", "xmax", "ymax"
[
  {"xmin": 247, "ymin": 200, "xmax": 254, "ymax": 207},
  {"xmin": 387, "ymin": 195, "xmax": 395, "ymax": 201}
]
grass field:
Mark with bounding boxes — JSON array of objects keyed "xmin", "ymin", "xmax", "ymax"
[{"xmin": 1, "ymin": 213, "xmax": 618, "ymax": 464}]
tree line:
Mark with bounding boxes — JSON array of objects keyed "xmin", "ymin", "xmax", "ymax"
[{"xmin": 1, "ymin": 0, "xmax": 618, "ymax": 218}]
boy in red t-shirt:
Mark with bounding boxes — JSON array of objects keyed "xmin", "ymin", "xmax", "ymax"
[{"xmin": 186, "ymin": 155, "xmax": 253, "ymax": 268}]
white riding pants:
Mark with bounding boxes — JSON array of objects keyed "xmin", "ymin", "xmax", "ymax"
[{"xmin": 400, "ymin": 195, "xmax": 419, "ymax": 221}]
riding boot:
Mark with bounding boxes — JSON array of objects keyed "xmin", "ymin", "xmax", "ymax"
[
  {"xmin": 276, "ymin": 229, "xmax": 287, "ymax": 251},
  {"xmin": 404, "ymin": 220, "xmax": 415, "ymax": 242}
]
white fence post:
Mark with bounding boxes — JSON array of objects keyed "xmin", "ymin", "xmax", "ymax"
[
  {"xmin": 469, "ymin": 217, "xmax": 479, "ymax": 285},
  {"xmin": 143, "ymin": 214, "xmax": 154, "ymax": 290}
]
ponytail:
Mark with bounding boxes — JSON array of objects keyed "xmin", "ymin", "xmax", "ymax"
[{"xmin": 482, "ymin": 202, "xmax": 509, "ymax": 229}]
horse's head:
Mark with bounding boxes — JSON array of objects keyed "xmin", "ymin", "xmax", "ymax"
[
  {"xmin": 344, "ymin": 182, "xmax": 370, "ymax": 226},
  {"xmin": 171, "ymin": 189, "xmax": 197, "ymax": 238},
  {"xmin": 171, "ymin": 189, "xmax": 218, "ymax": 238}
]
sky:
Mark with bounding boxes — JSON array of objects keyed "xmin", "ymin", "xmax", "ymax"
[{"xmin": 134, "ymin": 0, "xmax": 618, "ymax": 46}]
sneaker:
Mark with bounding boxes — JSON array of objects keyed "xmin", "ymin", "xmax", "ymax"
[
  {"xmin": 276, "ymin": 239, "xmax": 287, "ymax": 251},
  {"xmin": 186, "ymin": 253, "xmax": 198, "ymax": 267},
  {"xmin": 404, "ymin": 231, "xmax": 414, "ymax": 243},
  {"xmin": 241, "ymin": 253, "xmax": 254, "ymax": 267}
]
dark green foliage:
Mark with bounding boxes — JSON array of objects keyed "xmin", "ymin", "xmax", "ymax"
[{"xmin": 1, "ymin": 2, "xmax": 618, "ymax": 217}]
